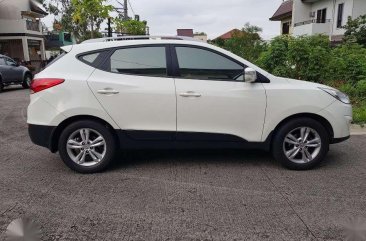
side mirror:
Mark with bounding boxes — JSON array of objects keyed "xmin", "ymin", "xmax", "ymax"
[{"xmin": 244, "ymin": 67, "xmax": 257, "ymax": 83}]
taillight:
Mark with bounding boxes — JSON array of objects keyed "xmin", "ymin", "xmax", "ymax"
[{"xmin": 30, "ymin": 78, "xmax": 65, "ymax": 94}]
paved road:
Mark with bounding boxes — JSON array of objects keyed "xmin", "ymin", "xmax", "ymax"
[{"xmin": 0, "ymin": 87, "xmax": 365, "ymax": 241}]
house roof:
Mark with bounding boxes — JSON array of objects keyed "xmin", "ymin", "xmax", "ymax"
[
  {"xmin": 270, "ymin": 0, "xmax": 293, "ymax": 21},
  {"xmin": 214, "ymin": 29, "xmax": 241, "ymax": 40},
  {"xmin": 30, "ymin": 0, "xmax": 48, "ymax": 16}
]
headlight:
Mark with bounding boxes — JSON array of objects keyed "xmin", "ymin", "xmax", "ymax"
[{"xmin": 319, "ymin": 87, "xmax": 351, "ymax": 104}]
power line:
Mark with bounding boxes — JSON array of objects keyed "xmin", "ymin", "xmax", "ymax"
[{"xmin": 127, "ymin": 0, "xmax": 135, "ymax": 16}]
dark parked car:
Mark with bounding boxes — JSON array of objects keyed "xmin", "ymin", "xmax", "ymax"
[{"xmin": 0, "ymin": 54, "xmax": 32, "ymax": 92}]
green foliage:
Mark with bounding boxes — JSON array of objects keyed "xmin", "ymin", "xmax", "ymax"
[
  {"xmin": 258, "ymin": 35, "xmax": 331, "ymax": 83},
  {"xmin": 71, "ymin": 0, "xmax": 113, "ymax": 39},
  {"xmin": 212, "ymin": 23, "xmax": 267, "ymax": 64},
  {"xmin": 344, "ymin": 15, "xmax": 366, "ymax": 46},
  {"xmin": 114, "ymin": 19, "xmax": 147, "ymax": 35}
]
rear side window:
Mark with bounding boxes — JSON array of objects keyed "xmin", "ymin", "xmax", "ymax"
[
  {"xmin": 0, "ymin": 57, "xmax": 5, "ymax": 65},
  {"xmin": 80, "ymin": 52, "xmax": 101, "ymax": 64},
  {"xmin": 108, "ymin": 46, "xmax": 167, "ymax": 77}
]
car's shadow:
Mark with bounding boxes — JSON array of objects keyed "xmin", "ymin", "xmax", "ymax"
[
  {"xmin": 2, "ymin": 85, "xmax": 24, "ymax": 92},
  {"xmin": 106, "ymin": 146, "xmax": 347, "ymax": 172},
  {"xmin": 108, "ymin": 149, "xmax": 277, "ymax": 171}
]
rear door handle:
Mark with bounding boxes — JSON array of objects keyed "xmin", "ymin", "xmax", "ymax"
[
  {"xmin": 97, "ymin": 88, "xmax": 119, "ymax": 95},
  {"xmin": 179, "ymin": 91, "xmax": 202, "ymax": 98}
]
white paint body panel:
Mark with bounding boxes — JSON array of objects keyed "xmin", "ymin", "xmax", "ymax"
[
  {"xmin": 87, "ymin": 69, "xmax": 176, "ymax": 132},
  {"xmin": 27, "ymin": 39, "xmax": 352, "ymax": 144},
  {"xmin": 175, "ymin": 79, "xmax": 266, "ymax": 141}
]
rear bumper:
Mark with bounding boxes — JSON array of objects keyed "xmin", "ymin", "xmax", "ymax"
[{"xmin": 28, "ymin": 124, "xmax": 56, "ymax": 151}]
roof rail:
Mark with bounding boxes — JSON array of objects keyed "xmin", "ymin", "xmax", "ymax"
[{"xmin": 82, "ymin": 35, "xmax": 203, "ymax": 43}]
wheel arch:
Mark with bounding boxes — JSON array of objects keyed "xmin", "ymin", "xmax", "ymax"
[
  {"xmin": 269, "ymin": 113, "xmax": 334, "ymax": 147},
  {"xmin": 50, "ymin": 115, "xmax": 119, "ymax": 153}
]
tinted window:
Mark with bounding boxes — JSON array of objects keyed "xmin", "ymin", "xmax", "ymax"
[
  {"xmin": 109, "ymin": 47, "xmax": 167, "ymax": 76},
  {"xmin": 175, "ymin": 47, "xmax": 243, "ymax": 80},
  {"xmin": 81, "ymin": 52, "xmax": 100, "ymax": 64},
  {"xmin": 0, "ymin": 58, "xmax": 5, "ymax": 65},
  {"xmin": 5, "ymin": 57, "xmax": 16, "ymax": 66}
]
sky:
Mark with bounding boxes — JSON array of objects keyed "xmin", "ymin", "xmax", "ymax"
[{"xmin": 43, "ymin": 0, "xmax": 284, "ymax": 40}]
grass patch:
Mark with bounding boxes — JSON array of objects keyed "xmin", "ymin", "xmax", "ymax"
[{"xmin": 353, "ymin": 102, "xmax": 366, "ymax": 124}]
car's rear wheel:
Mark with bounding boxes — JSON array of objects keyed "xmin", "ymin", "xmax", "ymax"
[
  {"xmin": 0, "ymin": 79, "xmax": 3, "ymax": 93},
  {"xmin": 58, "ymin": 120, "xmax": 116, "ymax": 173},
  {"xmin": 272, "ymin": 118, "xmax": 330, "ymax": 170},
  {"xmin": 22, "ymin": 73, "xmax": 32, "ymax": 89}
]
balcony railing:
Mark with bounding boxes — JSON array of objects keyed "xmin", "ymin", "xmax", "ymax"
[
  {"xmin": 294, "ymin": 19, "xmax": 331, "ymax": 27},
  {"xmin": 26, "ymin": 20, "xmax": 40, "ymax": 32}
]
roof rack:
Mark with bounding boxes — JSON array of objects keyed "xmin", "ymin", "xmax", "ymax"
[{"xmin": 82, "ymin": 35, "xmax": 202, "ymax": 43}]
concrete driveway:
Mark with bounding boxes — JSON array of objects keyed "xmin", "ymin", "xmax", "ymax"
[{"xmin": 0, "ymin": 87, "xmax": 365, "ymax": 241}]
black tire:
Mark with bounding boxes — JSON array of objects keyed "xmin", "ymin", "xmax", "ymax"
[
  {"xmin": 58, "ymin": 120, "xmax": 116, "ymax": 173},
  {"xmin": 272, "ymin": 118, "xmax": 330, "ymax": 170},
  {"xmin": 22, "ymin": 73, "xmax": 32, "ymax": 89},
  {"xmin": 0, "ymin": 79, "xmax": 3, "ymax": 93}
]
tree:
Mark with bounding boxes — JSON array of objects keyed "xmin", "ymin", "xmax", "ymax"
[
  {"xmin": 114, "ymin": 19, "xmax": 147, "ymax": 35},
  {"xmin": 344, "ymin": 15, "xmax": 366, "ymax": 46},
  {"xmin": 71, "ymin": 0, "xmax": 113, "ymax": 39},
  {"xmin": 212, "ymin": 23, "xmax": 266, "ymax": 64}
]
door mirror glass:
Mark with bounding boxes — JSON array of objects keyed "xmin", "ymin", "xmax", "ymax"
[{"xmin": 244, "ymin": 67, "xmax": 257, "ymax": 83}]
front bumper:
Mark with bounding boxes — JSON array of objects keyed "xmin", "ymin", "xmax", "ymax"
[{"xmin": 28, "ymin": 124, "xmax": 56, "ymax": 151}]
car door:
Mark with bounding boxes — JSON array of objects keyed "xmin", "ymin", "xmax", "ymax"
[
  {"xmin": 4, "ymin": 57, "xmax": 22, "ymax": 82},
  {"xmin": 0, "ymin": 57, "xmax": 13, "ymax": 82},
  {"xmin": 173, "ymin": 45, "xmax": 267, "ymax": 142},
  {"xmin": 87, "ymin": 45, "xmax": 177, "ymax": 140}
]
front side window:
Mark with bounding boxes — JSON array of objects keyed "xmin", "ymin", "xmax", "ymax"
[
  {"xmin": 175, "ymin": 46, "xmax": 243, "ymax": 81},
  {"xmin": 109, "ymin": 46, "xmax": 167, "ymax": 77}
]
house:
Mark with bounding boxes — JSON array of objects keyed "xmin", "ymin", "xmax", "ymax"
[
  {"xmin": 177, "ymin": 29, "xmax": 194, "ymax": 37},
  {"xmin": 0, "ymin": 0, "xmax": 48, "ymax": 72},
  {"xmin": 271, "ymin": 0, "xmax": 366, "ymax": 42},
  {"xmin": 270, "ymin": 0, "xmax": 293, "ymax": 35},
  {"xmin": 214, "ymin": 29, "xmax": 241, "ymax": 41},
  {"xmin": 292, "ymin": 0, "xmax": 366, "ymax": 42},
  {"xmin": 193, "ymin": 33, "xmax": 208, "ymax": 42}
]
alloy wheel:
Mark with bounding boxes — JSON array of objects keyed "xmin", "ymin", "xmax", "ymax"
[
  {"xmin": 66, "ymin": 128, "xmax": 107, "ymax": 167},
  {"xmin": 283, "ymin": 127, "xmax": 322, "ymax": 164}
]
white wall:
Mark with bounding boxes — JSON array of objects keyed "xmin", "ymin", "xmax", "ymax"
[
  {"xmin": 292, "ymin": 0, "xmax": 358, "ymax": 37},
  {"xmin": 0, "ymin": 0, "xmax": 31, "ymax": 20}
]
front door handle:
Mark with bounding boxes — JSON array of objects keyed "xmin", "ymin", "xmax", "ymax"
[
  {"xmin": 179, "ymin": 91, "xmax": 202, "ymax": 98},
  {"xmin": 97, "ymin": 88, "xmax": 119, "ymax": 95}
]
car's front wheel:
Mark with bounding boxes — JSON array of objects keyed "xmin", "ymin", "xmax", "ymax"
[
  {"xmin": 58, "ymin": 120, "xmax": 116, "ymax": 173},
  {"xmin": 272, "ymin": 118, "xmax": 330, "ymax": 170}
]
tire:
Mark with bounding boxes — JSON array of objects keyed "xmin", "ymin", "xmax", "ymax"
[
  {"xmin": 272, "ymin": 118, "xmax": 330, "ymax": 170},
  {"xmin": 58, "ymin": 120, "xmax": 116, "ymax": 173},
  {"xmin": 22, "ymin": 73, "xmax": 32, "ymax": 89},
  {"xmin": 0, "ymin": 79, "xmax": 3, "ymax": 93}
]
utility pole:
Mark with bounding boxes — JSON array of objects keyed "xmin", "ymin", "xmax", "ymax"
[{"xmin": 123, "ymin": 0, "xmax": 128, "ymax": 20}]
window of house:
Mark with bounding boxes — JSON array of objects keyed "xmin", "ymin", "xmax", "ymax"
[
  {"xmin": 316, "ymin": 8, "xmax": 327, "ymax": 23},
  {"xmin": 337, "ymin": 3, "xmax": 344, "ymax": 28},
  {"xmin": 282, "ymin": 21, "xmax": 291, "ymax": 35},
  {"xmin": 109, "ymin": 47, "xmax": 167, "ymax": 77},
  {"xmin": 175, "ymin": 47, "xmax": 243, "ymax": 81}
]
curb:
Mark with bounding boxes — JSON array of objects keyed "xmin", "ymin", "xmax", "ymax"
[{"xmin": 351, "ymin": 124, "xmax": 366, "ymax": 136}]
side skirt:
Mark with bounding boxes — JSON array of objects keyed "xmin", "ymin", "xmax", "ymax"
[{"xmin": 117, "ymin": 130, "xmax": 273, "ymax": 151}]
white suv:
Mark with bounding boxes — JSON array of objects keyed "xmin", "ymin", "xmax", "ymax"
[{"xmin": 27, "ymin": 36, "xmax": 352, "ymax": 173}]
